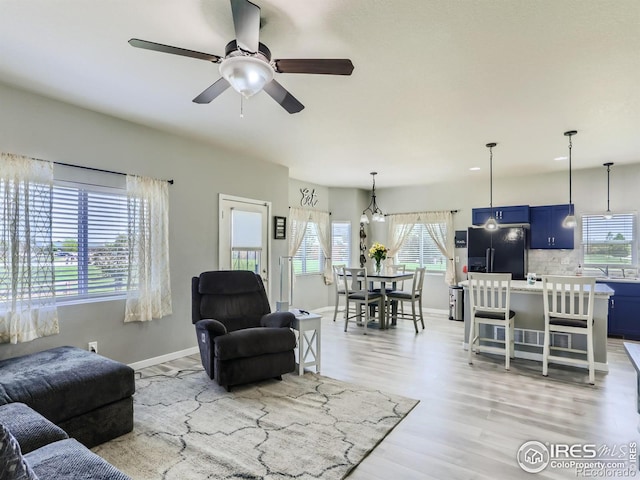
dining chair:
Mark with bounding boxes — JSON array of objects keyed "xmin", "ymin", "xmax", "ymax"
[
  {"xmin": 541, "ymin": 275, "xmax": 596, "ymax": 384},
  {"xmin": 385, "ymin": 267, "xmax": 426, "ymax": 333},
  {"xmin": 343, "ymin": 267, "xmax": 383, "ymax": 335},
  {"xmin": 332, "ymin": 264, "xmax": 347, "ymax": 322},
  {"xmin": 467, "ymin": 272, "xmax": 516, "ymax": 370}
]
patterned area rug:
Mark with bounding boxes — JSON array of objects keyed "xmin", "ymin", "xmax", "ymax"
[{"xmin": 93, "ymin": 367, "xmax": 418, "ymax": 480}]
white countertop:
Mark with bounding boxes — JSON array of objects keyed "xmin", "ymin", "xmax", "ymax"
[
  {"xmin": 595, "ymin": 277, "xmax": 640, "ymax": 284},
  {"xmin": 458, "ymin": 279, "xmax": 614, "ymax": 297}
]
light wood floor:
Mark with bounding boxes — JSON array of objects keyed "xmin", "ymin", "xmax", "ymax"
[{"xmin": 159, "ymin": 311, "xmax": 639, "ymax": 480}]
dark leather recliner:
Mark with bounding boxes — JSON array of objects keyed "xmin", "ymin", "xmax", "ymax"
[{"xmin": 192, "ymin": 270, "xmax": 297, "ymax": 391}]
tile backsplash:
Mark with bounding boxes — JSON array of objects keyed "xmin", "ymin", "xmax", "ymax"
[{"xmin": 527, "ymin": 249, "xmax": 581, "ymax": 276}]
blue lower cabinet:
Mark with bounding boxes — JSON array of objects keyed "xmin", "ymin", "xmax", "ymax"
[{"xmin": 605, "ymin": 282, "xmax": 640, "ymax": 340}]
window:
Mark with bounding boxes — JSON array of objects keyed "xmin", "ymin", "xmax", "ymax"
[
  {"xmin": 582, "ymin": 213, "xmax": 637, "ymax": 267},
  {"xmin": 397, "ymin": 223, "xmax": 447, "ymax": 272},
  {"xmin": 52, "ymin": 181, "xmax": 130, "ymax": 300},
  {"xmin": 292, "ymin": 222, "xmax": 323, "ymax": 275},
  {"xmin": 331, "ymin": 221, "xmax": 351, "ymax": 266}
]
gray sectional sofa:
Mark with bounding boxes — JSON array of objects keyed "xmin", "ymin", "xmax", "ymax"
[
  {"xmin": 0, "ymin": 346, "xmax": 136, "ymax": 478},
  {"xmin": 0, "ymin": 402, "xmax": 130, "ymax": 479}
]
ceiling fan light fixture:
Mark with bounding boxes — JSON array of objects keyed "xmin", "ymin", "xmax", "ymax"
[{"xmin": 219, "ymin": 56, "xmax": 274, "ymax": 98}]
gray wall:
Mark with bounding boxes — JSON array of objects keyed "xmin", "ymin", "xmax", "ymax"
[
  {"xmin": 291, "ymin": 162, "xmax": 640, "ymax": 312},
  {"xmin": 0, "ymin": 82, "xmax": 290, "ymax": 364}
]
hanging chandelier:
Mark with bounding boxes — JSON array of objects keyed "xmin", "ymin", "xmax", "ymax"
[
  {"xmin": 603, "ymin": 162, "xmax": 614, "ymax": 220},
  {"xmin": 360, "ymin": 172, "xmax": 385, "ymax": 224},
  {"xmin": 484, "ymin": 142, "xmax": 499, "ymax": 231},
  {"xmin": 562, "ymin": 130, "xmax": 578, "ymax": 228}
]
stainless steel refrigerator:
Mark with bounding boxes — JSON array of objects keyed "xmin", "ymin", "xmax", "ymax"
[{"xmin": 467, "ymin": 227, "xmax": 528, "ymax": 280}]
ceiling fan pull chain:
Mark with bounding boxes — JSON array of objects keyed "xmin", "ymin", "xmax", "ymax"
[{"xmin": 240, "ymin": 95, "xmax": 244, "ymax": 118}]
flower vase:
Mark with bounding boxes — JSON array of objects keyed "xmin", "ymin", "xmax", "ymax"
[{"xmin": 374, "ymin": 260, "xmax": 382, "ymax": 274}]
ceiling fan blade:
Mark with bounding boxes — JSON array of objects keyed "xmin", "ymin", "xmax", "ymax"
[
  {"xmin": 274, "ymin": 59, "xmax": 354, "ymax": 75},
  {"xmin": 129, "ymin": 39, "xmax": 222, "ymax": 63},
  {"xmin": 193, "ymin": 78, "xmax": 231, "ymax": 104},
  {"xmin": 230, "ymin": 0, "xmax": 260, "ymax": 53},
  {"xmin": 263, "ymin": 80, "xmax": 304, "ymax": 114}
]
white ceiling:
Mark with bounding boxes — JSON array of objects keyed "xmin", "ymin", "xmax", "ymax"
[{"xmin": 1, "ymin": 0, "xmax": 639, "ymax": 189}]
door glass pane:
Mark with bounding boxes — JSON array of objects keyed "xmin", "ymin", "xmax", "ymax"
[
  {"xmin": 232, "ymin": 210, "xmax": 262, "ymax": 248},
  {"xmin": 231, "ymin": 209, "xmax": 262, "ymax": 273}
]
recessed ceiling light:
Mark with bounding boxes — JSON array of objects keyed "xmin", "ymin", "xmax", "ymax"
[
  {"xmin": 554, "ymin": 156, "xmax": 568, "ymax": 161},
  {"xmin": 469, "ymin": 167, "xmax": 481, "ymax": 171}
]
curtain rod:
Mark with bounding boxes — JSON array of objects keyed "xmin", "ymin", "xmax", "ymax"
[
  {"xmin": 288, "ymin": 206, "xmax": 331, "ymax": 215},
  {"xmin": 384, "ymin": 209, "xmax": 459, "ymax": 216},
  {"xmin": 54, "ymin": 161, "xmax": 174, "ymax": 185}
]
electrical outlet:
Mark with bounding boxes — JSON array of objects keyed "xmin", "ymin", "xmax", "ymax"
[
  {"xmin": 455, "ymin": 256, "xmax": 460, "ymax": 264},
  {"xmin": 88, "ymin": 341, "xmax": 98, "ymax": 353}
]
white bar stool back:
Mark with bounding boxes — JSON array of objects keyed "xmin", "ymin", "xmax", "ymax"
[
  {"xmin": 467, "ymin": 272, "xmax": 516, "ymax": 370},
  {"xmin": 541, "ymin": 275, "xmax": 596, "ymax": 384}
]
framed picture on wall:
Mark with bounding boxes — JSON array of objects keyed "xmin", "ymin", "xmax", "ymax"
[{"xmin": 274, "ymin": 216, "xmax": 286, "ymax": 239}]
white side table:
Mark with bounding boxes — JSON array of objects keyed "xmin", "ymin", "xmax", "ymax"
[{"xmin": 290, "ymin": 312, "xmax": 322, "ymax": 375}]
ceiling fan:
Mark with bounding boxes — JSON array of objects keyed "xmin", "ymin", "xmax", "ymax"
[{"xmin": 129, "ymin": 0, "xmax": 354, "ymax": 114}]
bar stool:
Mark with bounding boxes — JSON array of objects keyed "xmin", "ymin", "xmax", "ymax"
[
  {"xmin": 541, "ymin": 275, "xmax": 596, "ymax": 384},
  {"xmin": 467, "ymin": 273, "xmax": 516, "ymax": 370},
  {"xmin": 343, "ymin": 267, "xmax": 383, "ymax": 335}
]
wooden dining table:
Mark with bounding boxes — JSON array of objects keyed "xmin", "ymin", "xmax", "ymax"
[{"xmin": 344, "ymin": 270, "xmax": 414, "ymax": 329}]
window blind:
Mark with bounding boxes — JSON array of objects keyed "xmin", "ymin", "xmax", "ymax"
[
  {"xmin": 52, "ymin": 182, "xmax": 130, "ymax": 299},
  {"xmin": 397, "ymin": 223, "xmax": 447, "ymax": 271},
  {"xmin": 293, "ymin": 222, "xmax": 323, "ymax": 274},
  {"xmin": 582, "ymin": 213, "xmax": 636, "ymax": 266},
  {"xmin": 331, "ymin": 221, "xmax": 351, "ymax": 266}
]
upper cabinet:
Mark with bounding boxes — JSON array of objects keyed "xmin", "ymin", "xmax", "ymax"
[
  {"xmin": 529, "ymin": 204, "xmax": 574, "ymax": 249},
  {"xmin": 471, "ymin": 205, "xmax": 530, "ymax": 226}
]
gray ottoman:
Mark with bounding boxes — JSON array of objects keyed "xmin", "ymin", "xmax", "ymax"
[{"xmin": 0, "ymin": 346, "xmax": 135, "ymax": 448}]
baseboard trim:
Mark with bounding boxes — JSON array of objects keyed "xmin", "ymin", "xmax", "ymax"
[
  {"xmin": 128, "ymin": 346, "xmax": 199, "ymax": 371},
  {"xmin": 313, "ymin": 306, "xmax": 448, "ymax": 316},
  {"xmin": 462, "ymin": 342, "xmax": 609, "ymax": 373}
]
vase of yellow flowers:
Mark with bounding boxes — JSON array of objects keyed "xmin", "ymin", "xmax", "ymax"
[{"xmin": 368, "ymin": 242, "xmax": 388, "ymax": 274}]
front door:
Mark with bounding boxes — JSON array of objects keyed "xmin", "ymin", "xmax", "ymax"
[{"xmin": 219, "ymin": 194, "xmax": 270, "ymax": 294}]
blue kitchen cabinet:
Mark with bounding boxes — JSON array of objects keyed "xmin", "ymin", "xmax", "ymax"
[
  {"xmin": 604, "ymin": 282, "xmax": 640, "ymax": 340},
  {"xmin": 471, "ymin": 205, "xmax": 530, "ymax": 226},
  {"xmin": 529, "ymin": 204, "xmax": 574, "ymax": 249}
]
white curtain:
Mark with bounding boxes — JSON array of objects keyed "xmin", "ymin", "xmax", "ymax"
[
  {"xmin": 0, "ymin": 153, "xmax": 59, "ymax": 343},
  {"xmin": 387, "ymin": 210, "xmax": 457, "ymax": 285},
  {"xmin": 422, "ymin": 211, "xmax": 457, "ymax": 285},
  {"xmin": 313, "ymin": 210, "xmax": 333, "ymax": 285},
  {"xmin": 124, "ymin": 175, "xmax": 172, "ymax": 322},
  {"xmin": 288, "ymin": 207, "xmax": 333, "ymax": 285},
  {"xmin": 288, "ymin": 207, "xmax": 310, "ymax": 257},
  {"xmin": 387, "ymin": 213, "xmax": 418, "ymax": 266}
]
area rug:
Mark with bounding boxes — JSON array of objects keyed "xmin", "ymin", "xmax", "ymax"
[{"xmin": 93, "ymin": 366, "xmax": 418, "ymax": 480}]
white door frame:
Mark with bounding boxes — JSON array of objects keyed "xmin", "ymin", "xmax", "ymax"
[{"xmin": 219, "ymin": 193, "xmax": 272, "ymax": 298}]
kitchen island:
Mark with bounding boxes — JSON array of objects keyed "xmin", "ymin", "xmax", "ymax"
[{"xmin": 459, "ymin": 279, "xmax": 614, "ymax": 371}]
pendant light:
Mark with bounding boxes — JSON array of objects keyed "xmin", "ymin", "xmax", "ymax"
[
  {"xmin": 562, "ymin": 130, "xmax": 578, "ymax": 228},
  {"xmin": 484, "ymin": 142, "xmax": 499, "ymax": 230},
  {"xmin": 603, "ymin": 162, "xmax": 614, "ymax": 220},
  {"xmin": 360, "ymin": 172, "xmax": 385, "ymax": 224}
]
